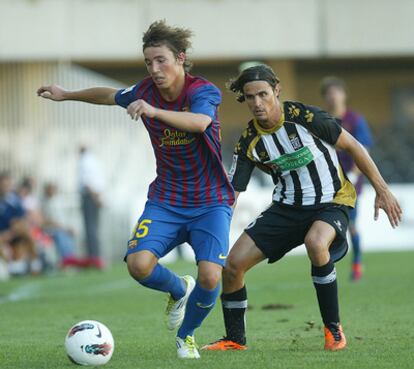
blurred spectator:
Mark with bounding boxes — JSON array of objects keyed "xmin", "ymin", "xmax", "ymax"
[
  {"xmin": 78, "ymin": 145, "xmax": 105, "ymax": 268},
  {"xmin": 320, "ymin": 76, "xmax": 373, "ymax": 281},
  {"xmin": 42, "ymin": 183, "xmax": 86, "ymax": 269},
  {"xmin": 17, "ymin": 176, "xmax": 42, "ymax": 225},
  {"xmin": 17, "ymin": 176, "xmax": 55, "ymax": 271},
  {"xmin": 0, "ymin": 172, "xmax": 41, "ymax": 276}
]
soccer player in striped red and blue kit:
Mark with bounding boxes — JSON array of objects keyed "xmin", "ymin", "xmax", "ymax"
[
  {"xmin": 320, "ymin": 77, "xmax": 373, "ymax": 281},
  {"xmin": 37, "ymin": 20, "xmax": 234, "ymax": 359}
]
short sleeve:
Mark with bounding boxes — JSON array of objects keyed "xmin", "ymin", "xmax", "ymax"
[
  {"xmin": 188, "ymin": 84, "xmax": 222, "ymax": 120},
  {"xmin": 115, "ymin": 83, "xmax": 142, "ymax": 108},
  {"xmin": 291, "ymin": 103, "xmax": 342, "ymax": 145}
]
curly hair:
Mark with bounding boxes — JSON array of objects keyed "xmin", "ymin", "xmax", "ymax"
[
  {"xmin": 142, "ymin": 20, "xmax": 193, "ymax": 72},
  {"xmin": 228, "ymin": 64, "xmax": 280, "ymax": 102}
]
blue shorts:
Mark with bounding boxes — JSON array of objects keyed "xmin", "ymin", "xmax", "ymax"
[{"xmin": 126, "ymin": 201, "xmax": 232, "ymax": 266}]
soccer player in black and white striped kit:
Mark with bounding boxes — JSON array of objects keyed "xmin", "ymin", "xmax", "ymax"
[{"xmin": 203, "ymin": 65, "xmax": 402, "ymax": 352}]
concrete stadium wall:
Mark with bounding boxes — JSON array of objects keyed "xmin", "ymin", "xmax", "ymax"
[{"xmin": 1, "ymin": 0, "xmax": 414, "ymax": 61}]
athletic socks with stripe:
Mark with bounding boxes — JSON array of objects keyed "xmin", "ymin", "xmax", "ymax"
[
  {"xmin": 221, "ymin": 286, "xmax": 247, "ymax": 345},
  {"xmin": 312, "ymin": 260, "xmax": 340, "ymax": 325}
]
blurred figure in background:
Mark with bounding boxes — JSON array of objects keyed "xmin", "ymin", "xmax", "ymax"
[
  {"xmin": 17, "ymin": 177, "xmax": 42, "ymax": 225},
  {"xmin": 17, "ymin": 176, "xmax": 55, "ymax": 270},
  {"xmin": 78, "ymin": 145, "xmax": 105, "ymax": 269},
  {"xmin": 0, "ymin": 172, "xmax": 41, "ymax": 276},
  {"xmin": 42, "ymin": 182, "xmax": 86, "ymax": 269},
  {"xmin": 320, "ymin": 76, "xmax": 373, "ymax": 281}
]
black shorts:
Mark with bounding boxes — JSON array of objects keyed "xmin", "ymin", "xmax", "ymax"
[{"xmin": 245, "ymin": 202, "xmax": 350, "ymax": 264}]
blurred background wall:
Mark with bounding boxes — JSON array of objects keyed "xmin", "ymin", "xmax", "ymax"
[{"xmin": 1, "ymin": 0, "xmax": 413, "ymax": 262}]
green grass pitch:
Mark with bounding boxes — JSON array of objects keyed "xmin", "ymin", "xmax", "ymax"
[{"xmin": 1, "ymin": 251, "xmax": 413, "ymax": 369}]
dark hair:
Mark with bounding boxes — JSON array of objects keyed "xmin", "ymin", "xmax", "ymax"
[
  {"xmin": 19, "ymin": 176, "xmax": 33, "ymax": 191},
  {"xmin": 228, "ymin": 64, "xmax": 280, "ymax": 102},
  {"xmin": 142, "ymin": 20, "xmax": 193, "ymax": 72},
  {"xmin": 320, "ymin": 76, "xmax": 347, "ymax": 97}
]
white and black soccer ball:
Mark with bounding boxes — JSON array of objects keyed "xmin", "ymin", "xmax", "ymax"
[{"xmin": 65, "ymin": 320, "xmax": 114, "ymax": 366}]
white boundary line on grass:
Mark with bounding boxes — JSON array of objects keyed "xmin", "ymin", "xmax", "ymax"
[{"xmin": 0, "ymin": 281, "xmax": 41, "ymax": 304}]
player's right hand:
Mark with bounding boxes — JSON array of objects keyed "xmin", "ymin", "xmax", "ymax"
[
  {"xmin": 37, "ymin": 85, "xmax": 66, "ymax": 101},
  {"xmin": 374, "ymin": 188, "xmax": 403, "ymax": 228}
]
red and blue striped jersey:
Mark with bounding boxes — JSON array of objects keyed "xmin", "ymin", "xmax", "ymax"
[{"xmin": 115, "ymin": 74, "xmax": 234, "ymax": 208}]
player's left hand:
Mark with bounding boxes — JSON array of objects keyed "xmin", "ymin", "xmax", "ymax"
[
  {"xmin": 374, "ymin": 189, "xmax": 402, "ymax": 228},
  {"xmin": 127, "ymin": 99, "xmax": 157, "ymax": 121}
]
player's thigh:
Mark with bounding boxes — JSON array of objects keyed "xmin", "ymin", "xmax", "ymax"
[
  {"xmin": 188, "ymin": 205, "xmax": 232, "ymax": 267},
  {"xmin": 126, "ymin": 201, "xmax": 186, "ymax": 261},
  {"xmin": 304, "ymin": 221, "xmax": 336, "ymax": 255},
  {"xmin": 226, "ymin": 232, "xmax": 266, "ymax": 274},
  {"xmin": 307, "ymin": 205, "xmax": 350, "ymax": 262}
]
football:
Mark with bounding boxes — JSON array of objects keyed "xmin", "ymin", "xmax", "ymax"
[{"xmin": 64, "ymin": 320, "xmax": 114, "ymax": 366}]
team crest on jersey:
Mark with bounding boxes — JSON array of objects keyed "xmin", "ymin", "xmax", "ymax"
[
  {"xmin": 128, "ymin": 240, "xmax": 138, "ymax": 249},
  {"xmin": 159, "ymin": 129, "xmax": 196, "ymax": 147},
  {"xmin": 288, "ymin": 133, "xmax": 303, "ymax": 150}
]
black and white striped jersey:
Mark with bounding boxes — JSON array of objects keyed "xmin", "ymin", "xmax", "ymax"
[{"xmin": 229, "ymin": 101, "xmax": 356, "ymax": 208}]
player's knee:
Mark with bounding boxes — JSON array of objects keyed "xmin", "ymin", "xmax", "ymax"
[
  {"xmin": 127, "ymin": 256, "xmax": 154, "ymax": 280},
  {"xmin": 223, "ymin": 257, "xmax": 243, "ymax": 284},
  {"xmin": 198, "ymin": 272, "xmax": 220, "ymax": 290},
  {"xmin": 304, "ymin": 234, "xmax": 329, "ymax": 263}
]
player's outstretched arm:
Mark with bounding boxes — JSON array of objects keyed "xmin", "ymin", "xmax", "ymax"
[
  {"xmin": 126, "ymin": 99, "xmax": 211, "ymax": 133},
  {"xmin": 37, "ymin": 85, "xmax": 118, "ymax": 105},
  {"xmin": 336, "ymin": 130, "xmax": 402, "ymax": 228}
]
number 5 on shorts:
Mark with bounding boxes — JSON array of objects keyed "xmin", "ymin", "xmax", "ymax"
[{"xmin": 133, "ymin": 219, "xmax": 152, "ymax": 238}]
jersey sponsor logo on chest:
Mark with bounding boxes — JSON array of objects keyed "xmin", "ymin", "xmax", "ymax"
[
  {"xmin": 159, "ymin": 128, "xmax": 196, "ymax": 147},
  {"xmin": 265, "ymin": 146, "xmax": 314, "ymax": 172}
]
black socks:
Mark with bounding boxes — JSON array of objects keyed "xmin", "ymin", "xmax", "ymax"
[
  {"xmin": 221, "ymin": 286, "xmax": 248, "ymax": 345},
  {"xmin": 312, "ymin": 260, "xmax": 340, "ymax": 325}
]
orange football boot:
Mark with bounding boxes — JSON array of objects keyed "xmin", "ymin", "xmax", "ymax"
[
  {"xmin": 201, "ymin": 338, "xmax": 247, "ymax": 351},
  {"xmin": 351, "ymin": 262, "xmax": 363, "ymax": 281},
  {"xmin": 324, "ymin": 323, "xmax": 347, "ymax": 351}
]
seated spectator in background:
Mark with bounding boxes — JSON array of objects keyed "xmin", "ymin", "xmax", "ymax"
[
  {"xmin": 17, "ymin": 176, "xmax": 42, "ymax": 225},
  {"xmin": 17, "ymin": 176, "xmax": 54, "ymax": 271},
  {"xmin": 0, "ymin": 172, "xmax": 41, "ymax": 276},
  {"xmin": 42, "ymin": 183, "xmax": 86, "ymax": 268}
]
